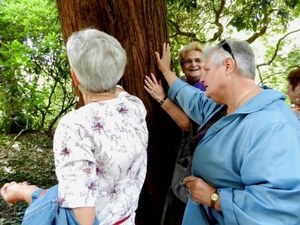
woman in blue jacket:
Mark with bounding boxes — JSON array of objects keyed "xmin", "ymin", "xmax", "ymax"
[{"xmin": 145, "ymin": 40, "xmax": 300, "ymax": 224}]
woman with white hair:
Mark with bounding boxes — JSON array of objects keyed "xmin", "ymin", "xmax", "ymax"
[
  {"xmin": 1, "ymin": 28, "xmax": 148, "ymax": 225},
  {"xmin": 145, "ymin": 40, "xmax": 300, "ymax": 224}
]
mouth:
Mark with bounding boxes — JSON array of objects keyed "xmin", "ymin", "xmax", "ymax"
[{"xmin": 189, "ymin": 68, "xmax": 199, "ymax": 72}]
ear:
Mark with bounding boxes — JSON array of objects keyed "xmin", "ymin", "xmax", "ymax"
[
  {"xmin": 224, "ymin": 58, "xmax": 235, "ymax": 74},
  {"xmin": 70, "ymin": 68, "xmax": 80, "ymax": 86}
]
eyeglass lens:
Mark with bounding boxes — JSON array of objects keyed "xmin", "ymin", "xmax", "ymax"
[{"xmin": 182, "ymin": 58, "xmax": 201, "ymax": 65}]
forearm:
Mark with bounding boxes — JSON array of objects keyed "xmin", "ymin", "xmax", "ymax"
[
  {"xmin": 161, "ymin": 70, "xmax": 178, "ymax": 88},
  {"xmin": 22, "ymin": 186, "xmax": 40, "ymax": 204},
  {"xmin": 1, "ymin": 182, "xmax": 39, "ymax": 204},
  {"xmin": 161, "ymin": 98, "xmax": 191, "ymax": 131},
  {"xmin": 72, "ymin": 207, "xmax": 96, "ymax": 225}
]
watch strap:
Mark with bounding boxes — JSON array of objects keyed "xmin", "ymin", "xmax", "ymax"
[
  {"xmin": 210, "ymin": 189, "xmax": 219, "ymax": 209},
  {"xmin": 159, "ymin": 96, "xmax": 168, "ymax": 105}
]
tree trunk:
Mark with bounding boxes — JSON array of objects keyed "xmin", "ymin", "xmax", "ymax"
[{"xmin": 56, "ymin": 0, "xmax": 183, "ymax": 224}]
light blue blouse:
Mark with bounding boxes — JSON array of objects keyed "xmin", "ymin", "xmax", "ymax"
[{"xmin": 168, "ymin": 79, "xmax": 300, "ymax": 225}]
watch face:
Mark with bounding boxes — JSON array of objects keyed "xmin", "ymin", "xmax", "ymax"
[{"xmin": 211, "ymin": 193, "xmax": 219, "ymax": 201}]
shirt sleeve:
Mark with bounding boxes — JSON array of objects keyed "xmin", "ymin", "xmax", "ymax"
[
  {"xmin": 54, "ymin": 116, "xmax": 99, "ymax": 208},
  {"xmin": 168, "ymin": 79, "xmax": 218, "ymax": 126}
]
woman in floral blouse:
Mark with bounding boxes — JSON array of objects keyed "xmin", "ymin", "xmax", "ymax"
[{"xmin": 1, "ymin": 28, "xmax": 149, "ymax": 225}]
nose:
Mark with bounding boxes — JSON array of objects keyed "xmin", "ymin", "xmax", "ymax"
[
  {"xmin": 200, "ymin": 69, "xmax": 205, "ymax": 82},
  {"xmin": 191, "ymin": 60, "xmax": 198, "ymax": 66}
]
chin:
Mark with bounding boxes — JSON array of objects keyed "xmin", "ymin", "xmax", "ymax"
[{"xmin": 190, "ymin": 73, "xmax": 201, "ymax": 77}]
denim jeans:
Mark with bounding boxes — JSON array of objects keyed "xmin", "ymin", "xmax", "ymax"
[{"xmin": 22, "ymin": 185, "xmax": 98, "ymax": 225}]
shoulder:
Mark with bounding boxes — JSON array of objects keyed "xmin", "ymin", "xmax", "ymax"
[{"xmin": 117, "ymin": 91, "xmax": 147, "ymax": 116}]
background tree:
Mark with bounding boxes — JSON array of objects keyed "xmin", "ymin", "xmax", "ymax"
[
  {"xmin": 0, "ymin": 0, "xmax": 76, "ymax": 136},
  {"xmin": 0, "ymin": 0, "xmax": 299, "ymax": 224},
  {"xmin": 165, "ymin": 0, "xmax": 300, "ymax": 91},
  {"xmin": 55, "ymin": 0, "xmax": 183, "ymax": 224},
  {"xmin": 55, "ymin": 1, "xmax": 300, "ymax": 224}
]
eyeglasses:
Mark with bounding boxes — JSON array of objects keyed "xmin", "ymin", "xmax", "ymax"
[
  {"xmin": 218, "ymin": 40, "xmax": 235, "ymax": 60},
  {"xmin": 181, "ymin": 58, "xmax": 201, "ymax": 65}
]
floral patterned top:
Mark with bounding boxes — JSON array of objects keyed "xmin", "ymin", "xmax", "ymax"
[{"xmin": 53, "ymin": 91, "xmax": 148, "ymax": 225}]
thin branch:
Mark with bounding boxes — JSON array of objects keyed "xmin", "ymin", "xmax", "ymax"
[
  {"xmin": 0, "ymin": 128, "xmax": 28, "ymax": 159},
  {"xmin": 167, "ymin": 18, "xmax": 199, "ymax": 41},
  {"xmin": 245, "ymin": 25, "xmax": 268, "ymax": 44},
  {"xmin": 245, "ymin": 4, "xmax": 269, "ymax": 44},
  {"xmin": 256, "ymin": 29, "xmax": 300, "ymax": 84},
  {"xmin": 257, "ymin": 29, "xmax": 300, "ymax": 67},
  {"xmin": 207, "ymin": 0, "xmax": 225, "ymax": 42}
]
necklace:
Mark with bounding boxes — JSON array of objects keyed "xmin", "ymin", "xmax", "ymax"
[{"xmin": 233, "ymin": 87, "xmax": 258, "ymax": 112}]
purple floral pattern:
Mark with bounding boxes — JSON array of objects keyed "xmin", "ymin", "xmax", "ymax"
[{"xmin": 53, "ymin": 91, "xmax": 148, "ymax": 224}]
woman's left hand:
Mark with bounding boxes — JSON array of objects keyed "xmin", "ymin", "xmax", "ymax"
[
  {"xmin": 144, "ymin": 73, "xmax": 166, "ymax": 102},
  {"xmin": 183, "ymin": 176, "xmax": 217, "ymax": 207}
]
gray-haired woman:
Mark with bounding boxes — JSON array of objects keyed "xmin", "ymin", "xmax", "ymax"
[
  {"xmin": 146, "ymin": 40, "xmax": 300, "ymax": 224},
  {"xmin": 1, "ymin": 28, "xmax": 149, "ymax": 225}
]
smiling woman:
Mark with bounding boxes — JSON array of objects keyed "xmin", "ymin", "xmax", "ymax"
[
  {"xmin": 144, "ymin": 42, "xmax": 207, "ymax": 131},
  {"xmin": 1, "ymin": 28, "xmax": 149, "ymax": 225},
  {"xmin": 178, "ymin": 42, "xmax": 206, "ymax": 91}
]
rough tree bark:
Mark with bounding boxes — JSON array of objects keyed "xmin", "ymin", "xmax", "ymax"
[{"xmin": 55, "ymin": 0, "xmax": 184, "ymax": 224}]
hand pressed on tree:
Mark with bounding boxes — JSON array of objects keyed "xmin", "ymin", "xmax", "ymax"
[{"xmin": 144, "ymin": 73, "xmax": 166, "ymax": 102}]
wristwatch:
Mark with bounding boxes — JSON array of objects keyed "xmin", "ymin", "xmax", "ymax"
[
  {"xmin": 210, "ymin": 189, "xmax": 219, "ymax": 209},
  {"xmin": 159, "ymin": 96, "xmax": 168, "ymax": 105}
]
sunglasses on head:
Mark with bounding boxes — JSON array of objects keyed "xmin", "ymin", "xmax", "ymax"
[
  {"xmin": 218, "ymin": 40, "xmax": 235, "ymax": 60},
  {"xmin": 181, "ymin": 58, "xmax": 201, "ymax": 65}
]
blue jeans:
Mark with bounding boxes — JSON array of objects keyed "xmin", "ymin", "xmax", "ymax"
[{"xmin": 22, "ymin": 185, "xmax": 98, "ymax": 225}]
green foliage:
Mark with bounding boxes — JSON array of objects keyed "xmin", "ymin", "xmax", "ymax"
[
  {"xmin": 0, "ymin": 0, "xmax": 299, "ymax": 223},
  {"xmin": 0, "ymin": 132, "xmax": 56, "ymax": 224},
  {"xmin": 0, "ymin": 0, "xmax": 75, "ymax": 134},
  {"xmin": 165, "ymin": 0, "xmax": 300, "ymax": 96},
  {"xmin": 166, "ymin": 0, "xmax": 197, "ymax": 12}
]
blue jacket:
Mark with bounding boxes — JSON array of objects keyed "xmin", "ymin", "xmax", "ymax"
[
  {"xmin": 22, "ymin": 185, "xmax": 99, "ymax": 225},
  {"xmin": 168, "ymin": 79, "xmax": 300, "ymax": 225}
]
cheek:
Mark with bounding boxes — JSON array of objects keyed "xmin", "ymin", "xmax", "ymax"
[
  {"xmin": 287, "ymin": 86, "xmax": 295, "ymax": 97},
  {"xmin": 287, "ymin": 89, "xmax": 292, "ymax": 97},
  {"xmin": 182, "ymin": 66, "xmax": 188, "ymax": 73}
]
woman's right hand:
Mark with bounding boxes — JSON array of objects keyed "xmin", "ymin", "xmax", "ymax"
[{"xmin": 144, "ymin": 73, "xmax": 166, "ymax": 102}]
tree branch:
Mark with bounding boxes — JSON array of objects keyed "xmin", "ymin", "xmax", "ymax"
[
  {"xmin": 207, "ymin": 0, "xmax": 225, "ymax": 42},
  {"xmin": 257, "ymin": 29, "xmax": 300, "ymax": 67},
  {"xmin": 0, "ymin": 128, "xmax": 28, "ymax": 159},
  {"xmin": 167, "ymin": 18, "xmax": 199, "ymax": 41}
]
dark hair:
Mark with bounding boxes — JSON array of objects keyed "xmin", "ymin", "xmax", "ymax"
[{"xmin": 287, "ymin": 68, "xmax": 300, "ymax": 91}]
